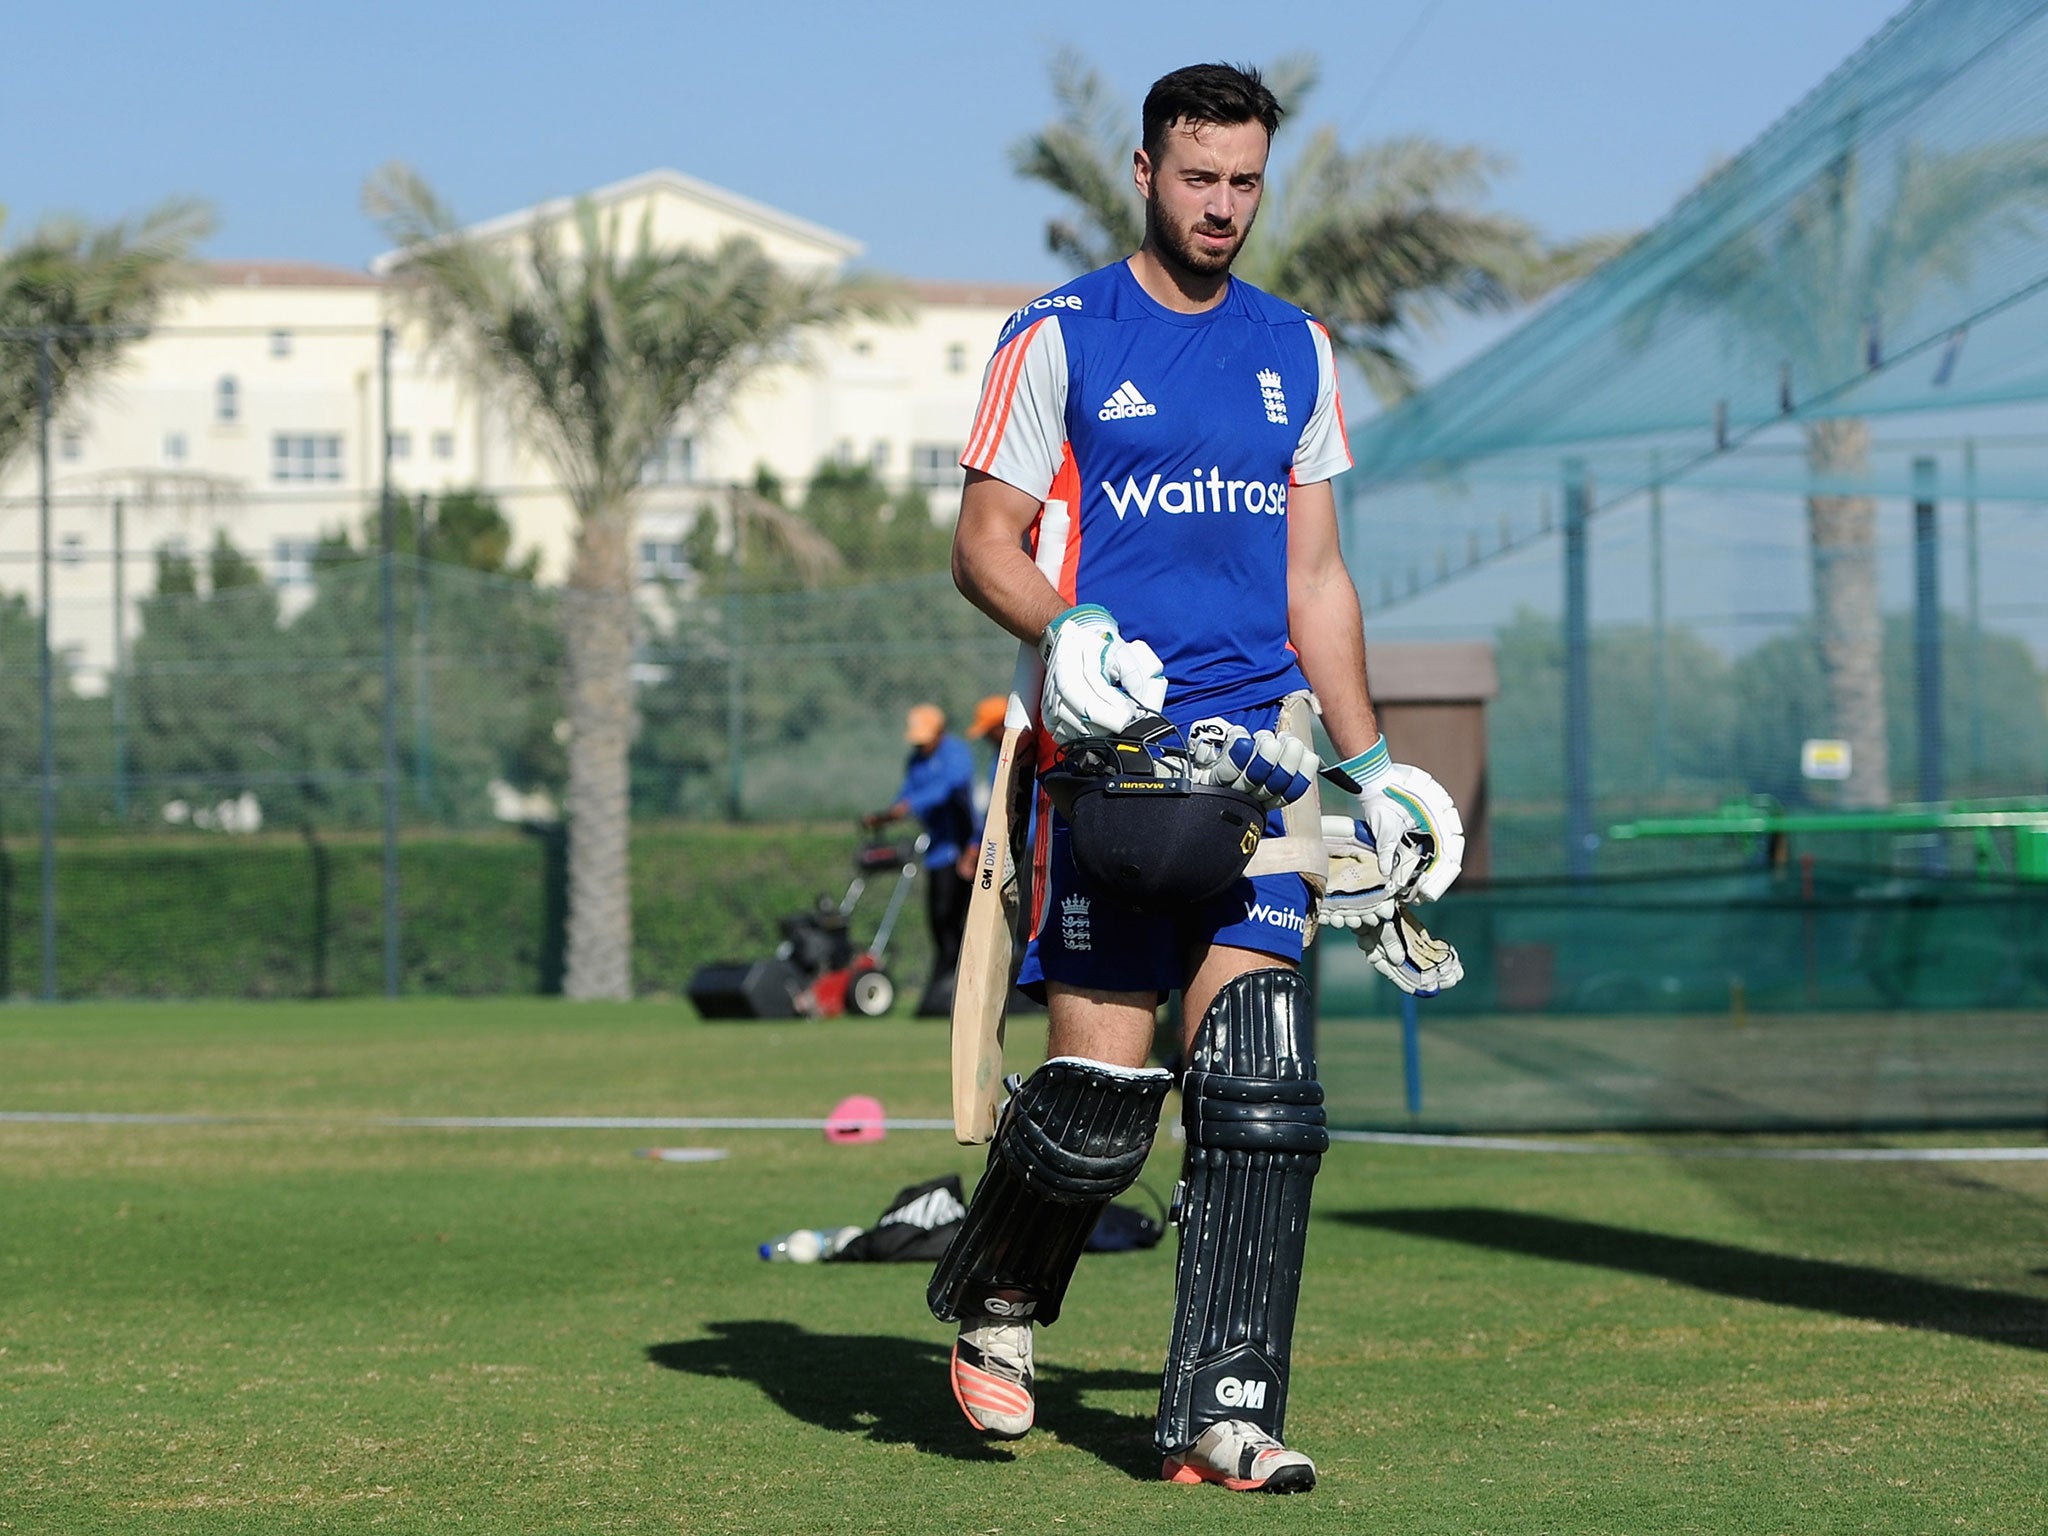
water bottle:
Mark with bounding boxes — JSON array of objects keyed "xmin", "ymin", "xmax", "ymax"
[{"xmin": 759, "ymin": 1225, "xmax": 862, "ymax": 1262}]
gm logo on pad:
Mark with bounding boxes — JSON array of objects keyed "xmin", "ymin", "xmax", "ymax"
[{"xmin": 1214, "ymin": 1376, "xmax": 1269, "ymax": 1410}]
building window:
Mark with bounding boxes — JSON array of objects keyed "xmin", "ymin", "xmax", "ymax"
[
  {"xmin": 852, "ymin": 337, "xmax": 874, "ymax": 357},
  {"xmin": 947, "ymin": 342, "xmax": 968, "ymax": 375},
  {"xmin": 60, "ymin": 533, "xmax": 85, "ymax": 567},
  {"xmin": 269, "ymin": 329, "xmax": 292, "ymax": 358},
  {"xmin": 834, "ymin": 439, "xmax": 856, "ymax": 468},
  {"xmin": 271, "ymin": 433, "xmax": 343, "ymax": 482},
  {"xmin": 431, "ymin": 431, "xmax": 455, "ymax": 461},
  {"xmin": 272, "ymin": 539, "xmax": 318, "ymax": 588},
  {"xmin": 60, "ymin": 429, "xmax": 82, "ymax": 461},
  {"xmin": 911, "ymin": 443, "xmax": 965, "ymax": 489},
  {"xmin": 639, "ymin": 434, "xmax": 695, "ymax": 485},
  {"xmin": 163, "ymin": 432, "xmax": 188, "ymax": 465},
  {"xmin": 869, "ymin": 441, "xmax": 890, "ymax": 472},
  {"xmin": 216, "ymin": 375, "xmax": 239, "ymax": 423},
  {"xmin": 388, "ymin": 431, "xmax": 412, "ymax": 460},
  {"xmin": 638, "ymin": 539, "xmax": 688, "ymax": 581}
]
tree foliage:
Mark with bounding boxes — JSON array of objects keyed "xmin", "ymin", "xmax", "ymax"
[
  {"xmin": 366, "ymin": 161, "xmax": 903, "ymax": 996},
  {"xmin": 1011, "ymin": 48, "xmax": 1622, "ymax": 402},
  {"xmin": 0, "ymin": 199, "xmax": 214, "ymax": 471},
  {"xmin": 122, "ymin": 495, "xmax": 562, "ymax": 830}
]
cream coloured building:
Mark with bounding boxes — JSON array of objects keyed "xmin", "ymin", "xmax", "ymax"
[{"xmin": 1, "ymin": 168, "xmax": 1040, "ymax": 680}]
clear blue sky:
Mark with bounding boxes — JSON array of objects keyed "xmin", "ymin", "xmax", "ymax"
[{"xmin": 12, "ymin": 0, "xmax": 1904, "ymax": 302}]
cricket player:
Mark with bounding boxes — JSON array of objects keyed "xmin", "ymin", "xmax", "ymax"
[{"xmin": 927, "ymin": 62, "xmax": 1463, "ymax": 1493}]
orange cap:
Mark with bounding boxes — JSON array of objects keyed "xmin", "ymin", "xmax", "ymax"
[
  {"xmin": 905, "ymin": 703, "xmax": 946, "ymax": 747},
  {"xmin": 967, "ymin": 695, "xmax": 1008, "ymax": 739}
]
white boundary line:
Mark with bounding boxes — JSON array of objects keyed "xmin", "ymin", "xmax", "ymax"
[
  {"xmin": 0, "ymin": 1111, "xmax": 954, "ymax": 1131},
  {"xmin": 1330, "ymin": 1130, "xmax": 2048, "ymax": 1161},
  {"xmin": 4, "ymin": 1111, "xmax": 2043, "ymax": 1160}
]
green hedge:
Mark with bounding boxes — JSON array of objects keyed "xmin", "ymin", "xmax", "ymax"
[{"xmin": 0, "ymin": 823, "xmax": 931, "ymax": 1002}]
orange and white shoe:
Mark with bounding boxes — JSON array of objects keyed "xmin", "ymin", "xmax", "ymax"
[
  {"xmin": 950, "ymin": 1316, "xmax": 1034, "ymax": 1438},
  {"xmin": 1163, "ymin": 1419, "xmax": 1317, "ymax": 1493}
]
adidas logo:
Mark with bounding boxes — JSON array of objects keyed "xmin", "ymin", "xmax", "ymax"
[{"xmin": 1098, "ymin": 381, "xmax": 1158, "ymax": 421}]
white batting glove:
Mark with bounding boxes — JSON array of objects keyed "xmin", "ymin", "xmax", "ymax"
[
  {"xmin": 1315, "ymin": 814, "xmax": 1417, "ymax": 930},
  {"xmin": 1359, "ymin": 906, "xmax": 1464, "ymax": 997},
  {"xmin": 1039, "ymin": 604, "xmax": 1167, "ymax": 744},
  {"xmin": 1186, "ymin": 718, "xmax": 1318, "ymax": 810},
  {"xmin": 1322, "ymin": 736, "xmax": 1402, "ymax": 881}
]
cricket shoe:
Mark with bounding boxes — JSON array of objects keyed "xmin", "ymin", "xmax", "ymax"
[
  {"xmin": 1162, "ymin": 1419, "xmax": 1317, "ymax": 1493},
  {"xmin": 950, "ymin": 1315, "xmax": 1034, "ymax": 1438}
]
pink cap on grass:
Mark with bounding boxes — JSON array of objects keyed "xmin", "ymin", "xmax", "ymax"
[{"xmin": 824, "ymin": 1094, "xmax": 886, "ymax": 1143}]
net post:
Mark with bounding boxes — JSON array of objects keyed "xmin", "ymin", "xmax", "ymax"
[
  {"xmin": 1400, "ymin": 993, "xmax": 1423, "ymax": 1117},
  {"xmin": 378, "ymin": 326, "xmax": 401, "ymax": 996},
  {"xmin": 1563, "ymin": 458, "xmax": 1593, "ymax": 880},
  {"xmin": 1649, "ymin": 451, "xmax": 1668, "ymax": 791},
  {"xmin": 35, "ymin": 329, "xmax": 57, "ymax": 1001}
]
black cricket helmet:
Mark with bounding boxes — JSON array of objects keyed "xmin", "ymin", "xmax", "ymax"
[{"xmin": 1040, "ymin": 715, "xmax": 1264, "ymax": 914}]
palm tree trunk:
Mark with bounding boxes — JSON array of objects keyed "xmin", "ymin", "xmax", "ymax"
[
  {"xmin": 562, "ymin": 505, "xmax": 636, "ymax": 999},
  {"xmin": 1805, "ymin": 417, "xmax": 1889, "ymax": 809}
]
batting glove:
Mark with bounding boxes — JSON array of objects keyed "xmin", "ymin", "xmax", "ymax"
[
  {"xmin": 1359, "ymin": 905, "xmax": 1465, "ymax": 997},
  {"xmin": 1186, "ymin": 717, "xmax": 1318, "ymax": 809},
  {"xmin": 1039, "ymin": 604, "xmax": 1167, "ymax": 744}
]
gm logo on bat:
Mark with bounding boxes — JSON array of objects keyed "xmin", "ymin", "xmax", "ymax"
[{"xmin": 978, "ymin": 834, "xmax": 999, "ymax": 890}]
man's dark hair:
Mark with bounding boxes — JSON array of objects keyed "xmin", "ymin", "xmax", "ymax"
[{"xmin": 1141, "ymin": 63, "xmax": 1282, "ymax": 160}]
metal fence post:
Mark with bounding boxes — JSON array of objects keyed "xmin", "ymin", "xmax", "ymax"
[
  {"xmin": 1563, "ymin": 458, "xmax": 1593, "ymax": 879},
  {"xmin": 378, "ymin": 327, "xmax": 401, "ymax": 995},
  {"xmin": 1912, "ymin": 456, "xmax": 1943, "ymax": 807},
  {"xmin": 35, "ymin": 330, "xmax": 57, "ymax": 1000},
  {"xmin": 112, "ymin": 495, "xmax": 129, "ymax": 821},
  {"xmin": 413, "ymin": 495, "xmax": 434, "ymax": 819},
  {"xmin": 725, "ymin": 590, "xmax": 745, "ymax": 822},
  {"xmin": 1963, "ymin": 438, "xmax": 1982, "ymax": 788}
]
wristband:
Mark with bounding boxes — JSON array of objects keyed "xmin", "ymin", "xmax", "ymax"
[
  {"xmin": 1322, "ymin": 735, "xmax": 1393, "ymax": 796},
  {"xmin": 1038, "ymin": 603, "xmax": 1111, "ymax": 662}
]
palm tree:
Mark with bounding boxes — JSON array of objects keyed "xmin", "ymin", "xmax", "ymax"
[
  {"xmin": 0, "ymin": 199, "xmax": 215, "ymax": 469},
  {"xmin": 1011, "ymin": 49, "xmax": 1619, "ymax": 403},
  {"xmin": 1638, "ymin": 141, "xmax": 2048, "ymax": 807},
  {"xmin": 367, "ymin": 164, "xmax": 898, "ymax": 999}
]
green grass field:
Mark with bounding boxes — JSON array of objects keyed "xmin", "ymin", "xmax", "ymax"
[{"xmin": 3, "ymin": 1001, "xmax": 2045, "ymax": 1533}]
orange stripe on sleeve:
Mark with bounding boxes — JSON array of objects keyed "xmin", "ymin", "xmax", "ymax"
[
  {"xmin": 963, "ymin": 320, "xmax": 1043, "ymax": 470},
  {"xmin": 961, "ymin": 341, "xmax": 1016, "ymax": 467}
]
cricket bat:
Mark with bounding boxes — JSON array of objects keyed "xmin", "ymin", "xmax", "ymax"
[{"xmin": 951, "ymin": 504, "xmax": 1071, "ymax": 1143}]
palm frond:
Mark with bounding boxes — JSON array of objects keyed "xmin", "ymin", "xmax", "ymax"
[
  {"xmin": 370, "ymin": 163, "xmax": 893, "ymax": 584},
  {"xmin": 1261, "ymin": 52, "xmax": 1320, "ymax": 121},
  {"xmin": 0, "ymin": 196, "xmax": 215, "ymax": 469}
]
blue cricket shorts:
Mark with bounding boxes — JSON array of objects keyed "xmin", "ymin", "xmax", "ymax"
[{"xmin": 1016, "ymin": 701, "xmax": 1311, "ymax": 1000}]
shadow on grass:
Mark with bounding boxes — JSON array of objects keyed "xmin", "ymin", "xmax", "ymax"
[
  {"xmin": 1340, "ymin": 1207, "xmax": 2048, "ymax": 1351},
  {"xmin": 647, "ymin": 1321, "xmax": 1161, "ymax": 1476}
]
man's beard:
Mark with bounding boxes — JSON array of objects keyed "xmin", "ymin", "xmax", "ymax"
[{"xmin": 1145, "ymin": 192, "xmax": 1253, "ymax": 280}]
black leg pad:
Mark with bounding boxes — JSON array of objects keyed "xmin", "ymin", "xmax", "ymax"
[
  {"xmin": 1156, "ymin": 967, "xmax": 1327, "ymax": 1452},
  {"xmin": 928, "ymin": 1057, "xmax": 1171, "ymax": 1327}
]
